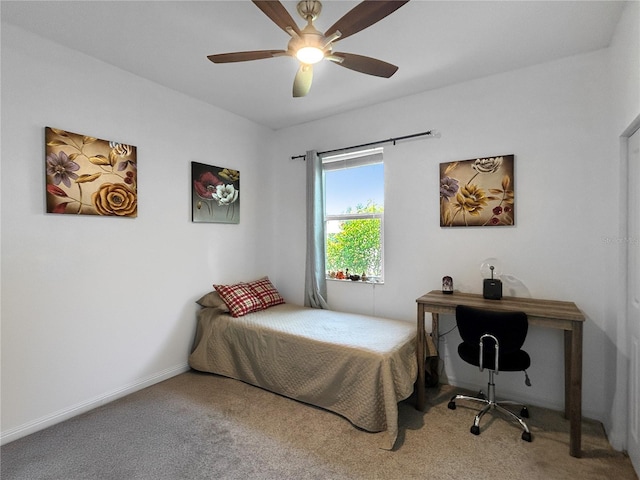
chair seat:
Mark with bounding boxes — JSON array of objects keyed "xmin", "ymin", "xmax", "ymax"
[{"xmin": 458, "ymin": 343, "xmax": 531, "ymax": 371}]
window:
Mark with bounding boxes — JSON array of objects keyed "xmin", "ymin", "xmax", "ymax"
[{"xmin": 323, "ymin": 147, "xmax": 384, "ymax": 282}]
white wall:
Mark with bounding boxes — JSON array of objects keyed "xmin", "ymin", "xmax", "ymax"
[
  {"xmin": 271, "ymin": 20, "xmax": 634, "ymax": 440},
  {"xmin": 0, "ymin": 24, "xmax": 274, "ymax": 443}
]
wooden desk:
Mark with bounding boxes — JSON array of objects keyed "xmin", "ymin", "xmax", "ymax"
[{"xmin": 416, "ymin": 290, "xmax": 585, "ymax": 457}]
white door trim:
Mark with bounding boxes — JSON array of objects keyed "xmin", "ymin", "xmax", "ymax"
[{"xmin": 621, "ymin": 115, "xmax": 640, "ymax": 473}]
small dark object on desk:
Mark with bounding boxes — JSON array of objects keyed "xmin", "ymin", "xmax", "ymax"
[
  {"xmin": 349, "ymin": 275, "xmax": 360, "ymax": 281},
  {"xmin": 483, "ymin": 266, "xmax": 502, "ymax": 300},
  {"xmin": 483, "ymin": 279, "xmax": 503, "ymax": 299},
  {"xmin": 442, "ymin": 275, "xmax": 453, "ymax": 294}
]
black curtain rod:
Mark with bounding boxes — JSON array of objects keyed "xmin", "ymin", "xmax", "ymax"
[{"xmin": 291, "ymin": 130, "xmax": 438, "ymax": 160}]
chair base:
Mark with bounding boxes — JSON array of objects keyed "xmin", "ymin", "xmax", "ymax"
[{"xmin": 447, "ymin": 372, "xmax": 532, "ymax": 442}]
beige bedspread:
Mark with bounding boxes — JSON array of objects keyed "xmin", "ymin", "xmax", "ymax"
[{"xmin": 189, "ymin": 303, "xmax": 417, "ymax": 449}]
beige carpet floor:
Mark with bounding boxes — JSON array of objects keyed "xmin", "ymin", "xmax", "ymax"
[{"xmin": 1, "ymin": 370, "xmax": 637, "ymax": 479}]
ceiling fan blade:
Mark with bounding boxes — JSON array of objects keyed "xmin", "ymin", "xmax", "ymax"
[
  {"xmin": 331, "ymin": 52, "xmax": 398, "ymax": 78},
  {"xmin": 324, "ymin": 0, "xmax": 410, "ymax": 41},
  {"xmin": 207, "ymin": 50, "xmax": 286, "ymax": 63},
  {"xmin": 293, "ymin": 64, "xmax": 313, "ymax": 97},
  {"xmin": 252, "ymin": 0, "xmax": 301, "ymax": 36}
]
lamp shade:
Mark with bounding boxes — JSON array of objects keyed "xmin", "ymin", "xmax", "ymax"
[{"xmin": 296, "ymin": 46, "xmax": 324, "ymax": 64}]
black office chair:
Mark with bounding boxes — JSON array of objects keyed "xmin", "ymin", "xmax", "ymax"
[{"xmin": 447, "ymin": 304, "xmax": 533, "ymax": 442}]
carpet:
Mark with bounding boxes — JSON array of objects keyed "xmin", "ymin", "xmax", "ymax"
[{"xmin": 1, "ymin": 371, "xmax": 637, "ymax": 480}]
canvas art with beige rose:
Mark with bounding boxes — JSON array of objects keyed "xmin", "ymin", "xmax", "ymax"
[
  {"xmin": 440, "ymin": 155, "xmax": 515, "ymax": 227},
  {"xmin": 45, "ymin": 127, "xmax": 137, "ymax": 217}
]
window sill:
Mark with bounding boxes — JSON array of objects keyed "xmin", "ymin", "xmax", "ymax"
[{"xmin": 326, "ymin": 277, "xmax": 384, "ymax": 285}]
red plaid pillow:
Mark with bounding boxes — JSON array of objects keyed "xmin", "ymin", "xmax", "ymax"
[
  {"xmin": 246, "ymin": 277, "xmax": 285, "ymax": 308},
  {"xmin": 213, "ymin": 283, "xmax": 264, "ymax": 317}
]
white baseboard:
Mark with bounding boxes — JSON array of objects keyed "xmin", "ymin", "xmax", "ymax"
[{"xmin": 1, "ymin": 363, "xmax": 190, "ymax": 446}]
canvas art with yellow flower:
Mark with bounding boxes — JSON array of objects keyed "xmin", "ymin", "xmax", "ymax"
[
  {"xmin": 440, "ymin": 155, "xmax": 515, "ymax": 227},
  {"xmin": 45, "ymin": 127, "xmax": 137, "ymax": 217}
]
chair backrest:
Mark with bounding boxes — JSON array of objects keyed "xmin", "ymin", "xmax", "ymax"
[{"xmin": 455, "ymin": 305, "xmax": 528, "ymax": 355}]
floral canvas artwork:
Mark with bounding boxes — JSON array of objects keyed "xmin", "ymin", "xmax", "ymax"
[
  {"xmin": 440, "ymin": 155, "xmax": 515, "ymax": 227},
  {"xmin": 45, "ymin": 127, "xmax": 137, "ymax": 217},
  {"xmin": 192, "ymin": 162, "xmax": 240, "ymax": 224}
]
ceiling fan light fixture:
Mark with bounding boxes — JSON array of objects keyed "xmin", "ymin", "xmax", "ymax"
[
  {"xmin": 296, "ymin": 46, "xmax": 324, "ymax": 64},
  {"xmin": 208, "ymin": 0, "xmax": 409, "ymax": 97}
]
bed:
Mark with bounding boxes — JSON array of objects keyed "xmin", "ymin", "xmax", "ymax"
[{"xmin": 189, "ymin": 288, "xmax": 417, "ymax": 450}]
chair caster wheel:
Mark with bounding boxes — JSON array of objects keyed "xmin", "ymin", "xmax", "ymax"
[
  {"xmin": 520, "ymin": 406, "xmax": 529, "ymax": 418},
  {"xmin": 447, "ymin": 401, "xmax": 456, "ymax": 410},
  {"xmin": 522, "ymin": 431, "xmax": 532, "ymax": 442},
  {"xmin": 470, "ymin": 425, "xmax": 480, "ymax": 435}
]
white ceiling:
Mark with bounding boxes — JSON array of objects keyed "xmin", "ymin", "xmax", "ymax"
[{"xmin": 1, "ymin": 1, "xmax": 627, "ymax": 130}]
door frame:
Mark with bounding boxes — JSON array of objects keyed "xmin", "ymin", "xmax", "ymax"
[{"xmin": 619, "ymin": 114, "xmax": 640, "ymax": 471}]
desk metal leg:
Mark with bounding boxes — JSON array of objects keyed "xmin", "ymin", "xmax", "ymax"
[
  {"xmin": 565, "ymin": 325, "xmax": 583, "ymax": 457},
  {"xmin": 416, "ymin": 304, "xmax": 426, "ymax": 411}
]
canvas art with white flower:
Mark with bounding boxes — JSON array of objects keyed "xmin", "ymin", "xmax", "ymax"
[
  {"xmin": 191, "ymin": 161, "xmax": 240, "ymax": 224},
  {"xmin": 45, "ymin": 127, "xmax": 137, "ymax": 217},
  {"xmin": 440, "ymin": 155, "xmax": 515, "ymax": 227}
]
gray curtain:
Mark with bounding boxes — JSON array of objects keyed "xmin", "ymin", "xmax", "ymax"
[{"xmin": 304, "ymin": 150, "xmax": 329, "ymax": 309}]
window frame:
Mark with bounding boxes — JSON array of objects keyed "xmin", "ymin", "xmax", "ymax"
[{"xmin": 322, "ymin": 147, "xmax": 385, "ymax": 283}]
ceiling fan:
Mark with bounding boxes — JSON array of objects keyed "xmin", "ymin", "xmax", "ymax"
[{"xmin": 207, "ymin": 0, "xmax": 409, "ymax": 97}]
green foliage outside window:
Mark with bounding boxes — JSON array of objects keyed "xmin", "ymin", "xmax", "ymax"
[{"xmin": 326, "ymin": 201, "xmax": 383, "ymax": 277}]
